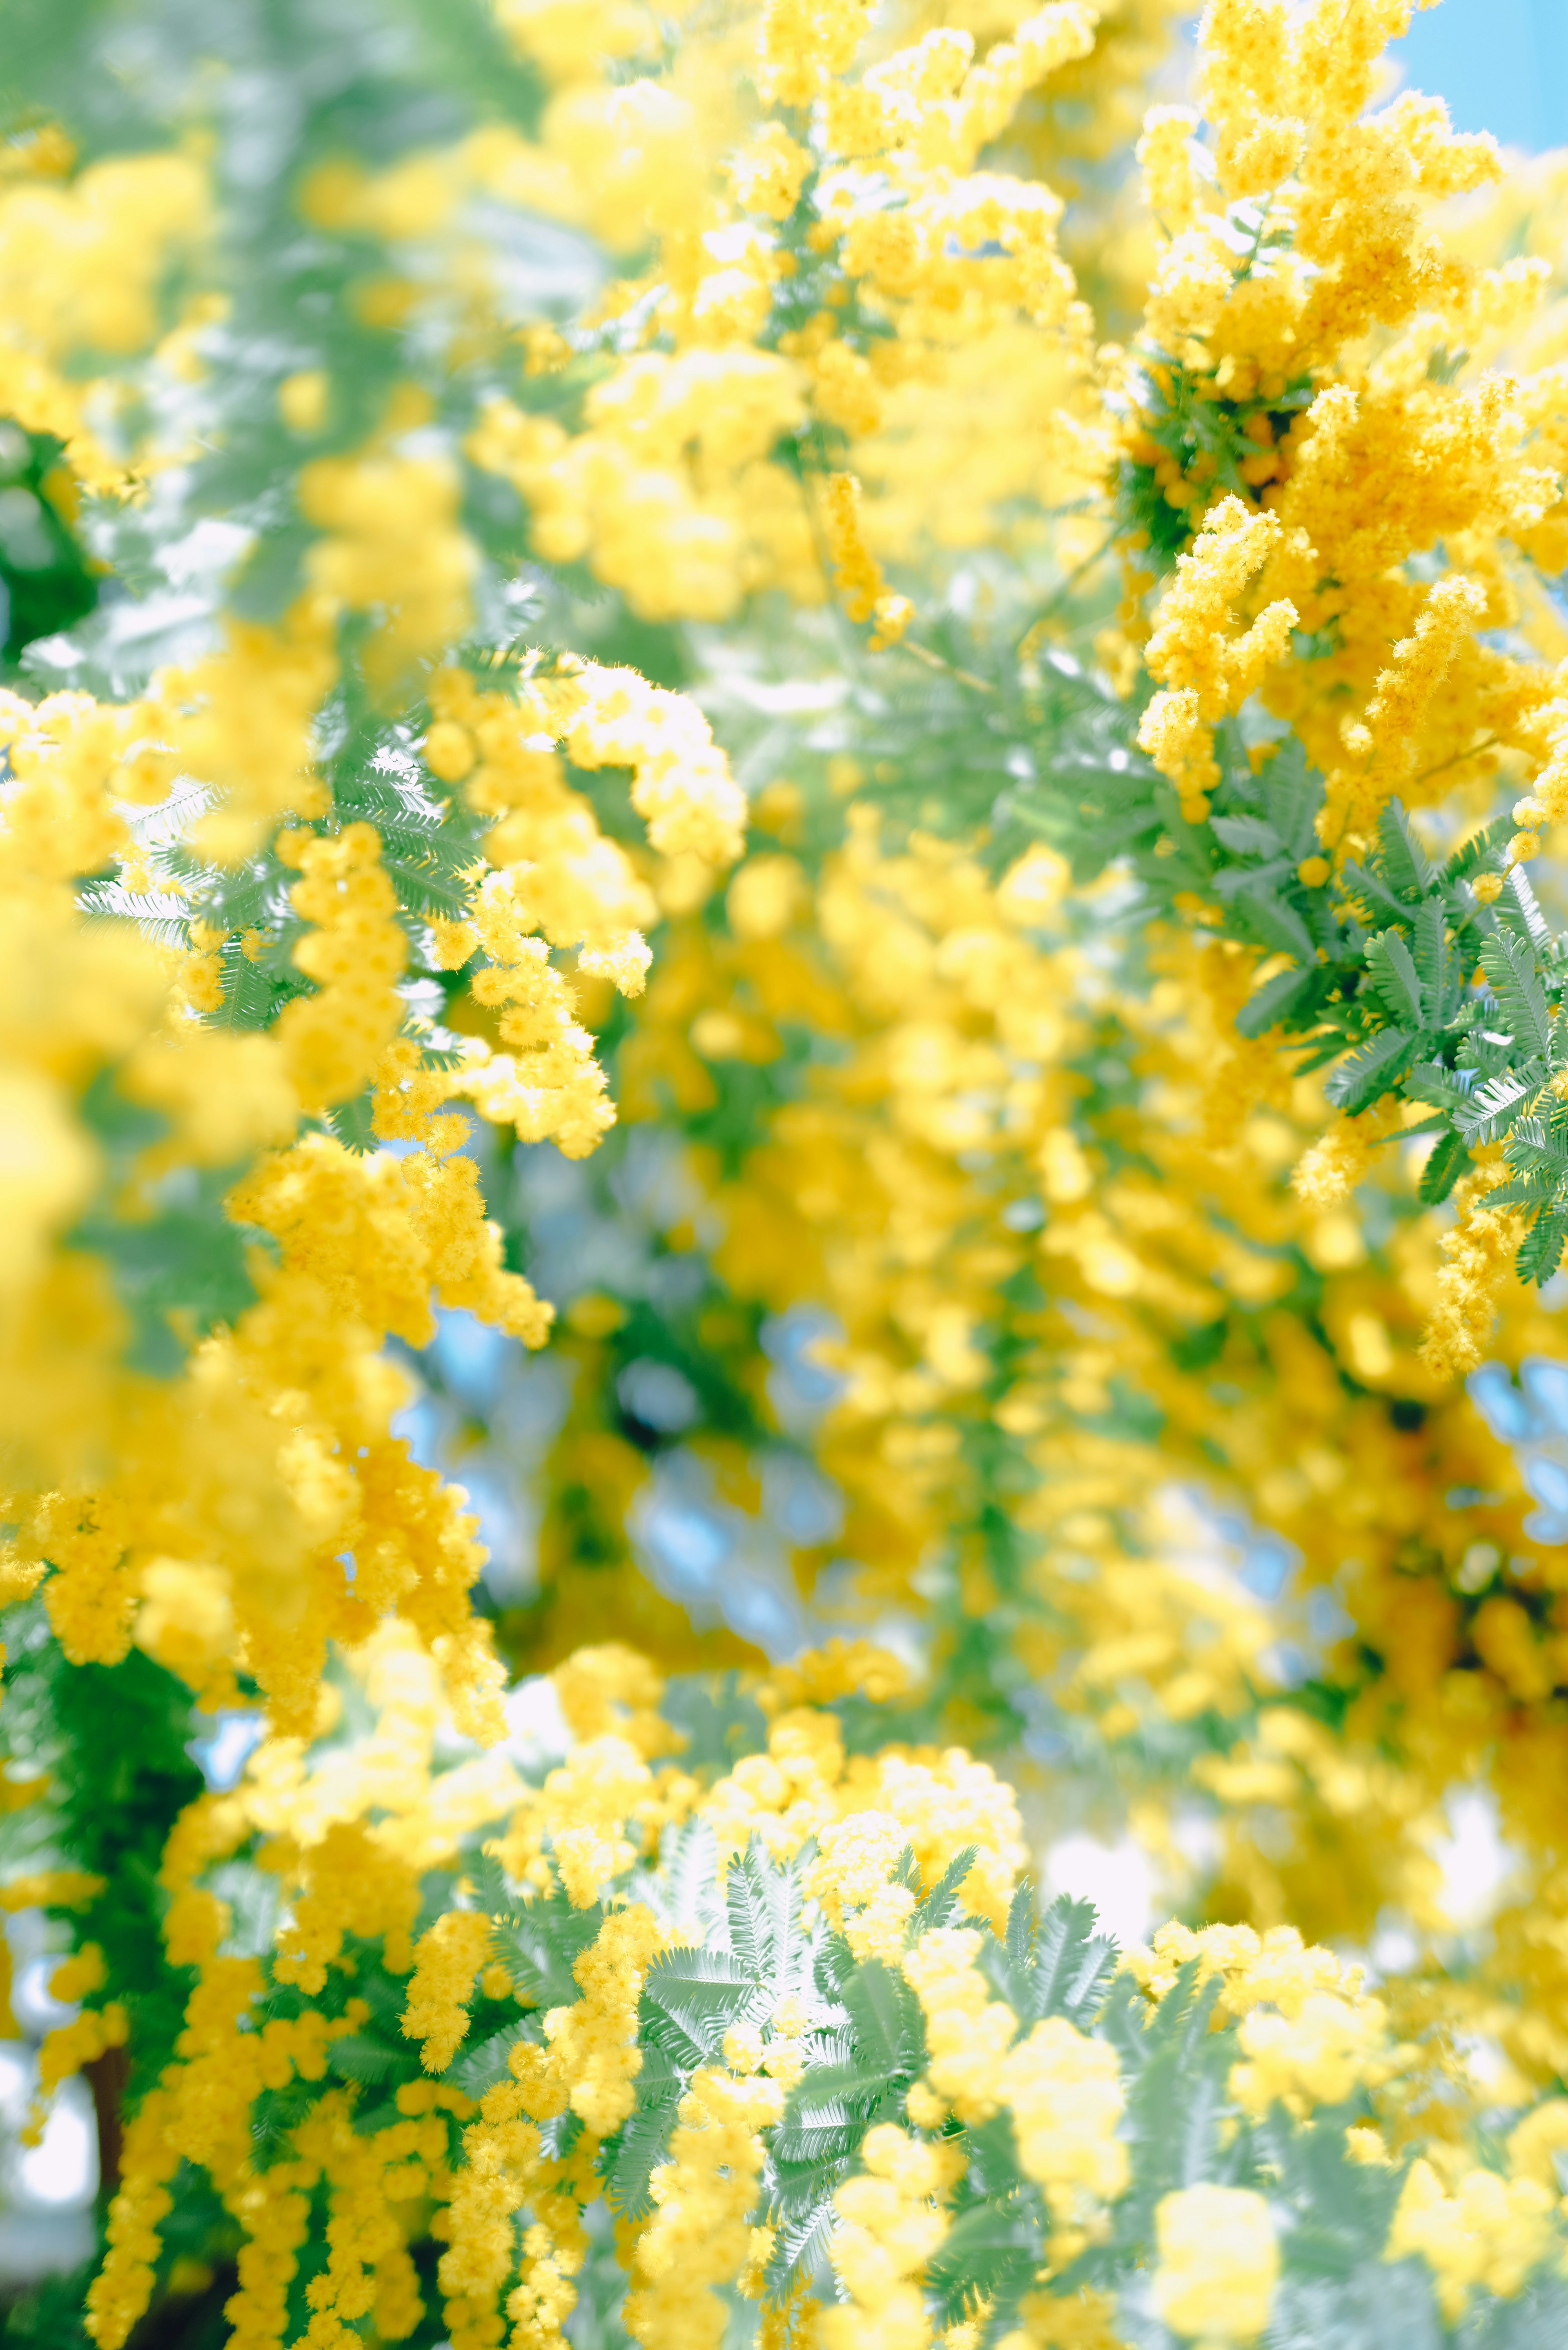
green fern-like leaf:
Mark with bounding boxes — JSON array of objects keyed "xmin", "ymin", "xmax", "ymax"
[
  {"xmin": 1458, "ymin": 1068, "xmax": 1538, "ymax": 1147},
  {"xmin": 468, "ymin": 1849, "xmax": 521, "ymax": 1922},
  {"xmin": 1372, "ymin": 802, "xmax": 1433, "ymax": 903},
  {"xmin": 1227, "ymin": 882, "xmax": 1315, "ymax": 964},
  {"xmin": 1234, "ymin": 964, "xmax": 1319, "ymax": 1039},
  {"xmin": 494, "ymin": 1897, "xmax": 605, "ymax": 2009},
  {"xmin": 640, "ymin": 1946, "xmax": 763, "ymax": 2065},
  {"xmin": 1479, "ymin": 927, "xmax": 1554, "ymax": 1061},
  {"xmin": 1325, "ymin": 1026, "xmax": 1417, "ymax": 1114},
  {"xmin": 1518, "ymin": 1208, "xmax": 1568, "ymax": 1286},
  {"xmin": 840, "ymin": 1957, "xmax": 925, "ymax": 2078},
  {"xmin": 326, "ymin": 2031, "xmax": 407, "ymax": 2086},
  {"xmin": 1443, "ymin": 815, "xmax": 1512, "ymax": 885},
  {"xmin": 1495, "ymin": 863, "xmax": 1552, "ymax": 952},
  {"xmin": 604, "ymin": 2050, "xmax": 682, "ymax": 2218},
  {"xmin": 1418, "ymin": 1126, "xmax": 1470, "ymax": 1205},
  {"xmin": 908, "ymin": 1845, "xmax": 979, "ymax": 1938},
  {"xmin": 926, "ymin": 2195, "xmax": 1043, "ymax": 2327},
  {"xmin": 448, "ymin": 2018, "xmax": 532, "ymax": 2098},
  {"xmin": 1410, "ymin": 900, "xmax": 1455, "ymax": 1023},
  {"xmin": 1027, "ymin": 1893, "xmax": 1118, "ymax": 2027},
  {"xmin": 1209, "ymin": 813, "xmax": 1285, "ymax": 858},
  {"xmin": 1365, "ymin": 929, "xmax": 1425, "ymax": 1027}
]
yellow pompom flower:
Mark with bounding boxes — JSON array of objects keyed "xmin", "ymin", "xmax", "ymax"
[
  {"xmin": 1151, "ymin": 2185, "xmax": 1279, "ymax": 2343},
  {"xmin": 403, "ymin": 1910, "xmax": 494, "ymax": 2071}
]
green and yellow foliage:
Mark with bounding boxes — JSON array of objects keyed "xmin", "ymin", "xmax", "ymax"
[{"xmin": 7, "ymin": 0, "xmax": 1568, "ymax": 2343}]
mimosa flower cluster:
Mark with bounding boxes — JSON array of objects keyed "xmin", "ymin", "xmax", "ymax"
[
  {"xmin": 73, "ymin": 1641, "xmax": 1568, "ymax": 2350},
  {"xmin": 5, "ymin": 1, "xmax": 1568, "ymax": 2347}
]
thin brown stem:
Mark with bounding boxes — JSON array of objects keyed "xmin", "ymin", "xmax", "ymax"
[
  {"xmin": 893, "ymin": 635, "xmax": 996, "ymax": 695},
  {"xmin": 1409, "ymin": 734, "xmax": 1502, "ymax": 792}
]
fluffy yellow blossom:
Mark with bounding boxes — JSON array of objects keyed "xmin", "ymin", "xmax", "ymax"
[
  {"xmin": 17, "ymin": 4, "xmax": 1568, "ymax": 2347},
  {"xmin": 1231, "ymin": 1989, "xmax": 1394, "ymax": 2118},
  {"xmin": 1138, "ymin": 499, "xmax": 1296, "ymax": 818},
  {"xmin": 729, "ymin": 125, "xmax": 812, "ymax": 221},
  {"xmin": 823, "ymin": 473, "xmax": 914, "ymax": 651},
  {"xmin": 503, "ymin": 1734, "xmax": 658, "ymax": 1905},
  {"xmin": 628, "ymin": 2067, "xmax": 783, "ymax": 2350},
  {"xmin": 1151, "ymin": 2185, "xmax": 1278, "ymax": 2343},
  {"xmin": 147, "ymin": 606, "xmax": 338, "ymax": 865},
  {"xmin": 0, "ymin": 1871, "xmax": 105, "ymax": 1913},
  {"xmin": 1386, "ymin": 2160, "xmax": 1555, "ymax": 2321},
  {"xmin": 85, "ymin": 2087, "xmax": 186, "ymax": 2348},
  {"xmin": 903, "ymin": 1925, "xmax": 1017, "ymax": 2121},
  {"xmin": 1421, "ymin": 1168, "xmax": 1526, "ymax": 1378},
  {"xmin": 271, "ymin": 1821, "xmax": 424, "ymax": 1993},
  {"xmin": 1138, "ymin": 105, "xmax": 1204, "ymax": 234},
  {"xmin": 903, "ymin": 1926, "xmax": 1126, "ymax": 2216},
  {"xmin": 1008, "ymin": 2019, "xmax": 1128, "ymax": 2218},
  {"xmin": 543, "ymin": 1902, "xmax": 669, "ymax": 2134},
  {"xmin": 1292, "ymin": 1114, "xmax": 1379, "ymax": 1209},
  {"xmin": 459, "ymin": 874, "xmax": 619, "ymax": 1158},
  {"xmin": 553, "ymin": 1642, "xmax": 670, "ymax": 1754},
  {"xmin": 467, "ymin": 353, "xmax": 817, "ymax": 620},
  {"xmin": 550, "ymin": 659, "xmax": 747, "ymax": 868},
  {"xmin": 299, "ymin": 446, "xmax": 476, "ymax": 689},
  {"xmin": 822, "ymin": 2125, "xmax": 951, "ymax": 2350},
  {"xmin": 1129, "ymin": 1920, "xmax": 1361, "ymax": 2020},
  {"xmin": 273, "ymin": 823, "xmax": 406, "ymax": 1112},
  {"xmin": 758, "ymin": 0, "xmax": 875, "ymax": 109},
  {"xmin": 34, "ymin": 2006, "xmax": 130, "ymax": 2134},
  {"xmin": 841, "ymin": 1747, "xmax": 1026, "ymax": 1931},
  {"xmin": 403, "ymin": 1909, "xmax": 496, "ymax": 2071},
  {"xmin": 0, "ymin": 1063, "xmax": 98, "ymax": 1301},
  {"xmin": 999, "ymin": 2285, "xmax": 1127, "ymax": 2350},
  {"xmin": 1506, "ymin": 2096, "xmax": 1568, "ymax": 2191},
  {"xmin": 0, "ymin": 151, "xmax": 205, "ymax": 485},
  {"xmin": 812, "ymin": 1809, "xmax": 917, "ymax": 1957}
]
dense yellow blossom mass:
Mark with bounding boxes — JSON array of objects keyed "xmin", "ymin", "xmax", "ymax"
[{"xmin": 6, "ymin": 0, "xmax": 1568, "ymax": 2345}]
